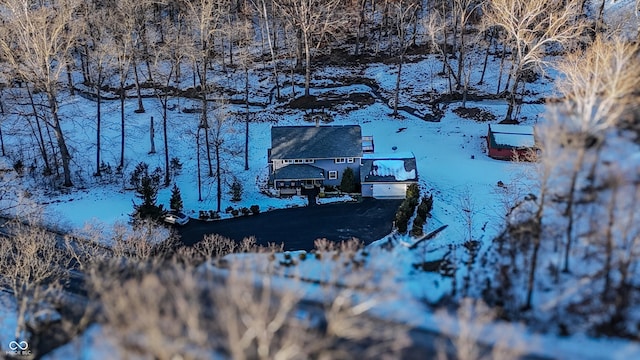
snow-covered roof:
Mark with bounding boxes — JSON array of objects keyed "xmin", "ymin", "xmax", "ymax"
[
  {"xmin": 489, "ymin": 124, "xmax": 536, "ymax": 148},
  {"xmin": 493, "ymin": 133, "xmax": 536, "ymax": 148},
  {"xmin": 489, "ymin": 124, "xmax": 534, "ymax": 135},
  {"xmin": 361, "ymin": 156, "xmax": 418, "ymax": 183},
  {"xmin": 363, "ymin": 151, "xmax": 415, "ymax": 160}
]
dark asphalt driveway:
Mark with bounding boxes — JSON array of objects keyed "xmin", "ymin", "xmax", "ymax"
[{"xmin": 177, "ymin": 199, "xmax": 402, "ymax": 251}]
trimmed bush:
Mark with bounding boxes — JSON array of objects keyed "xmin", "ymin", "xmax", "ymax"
[
  {"xmin": 250, "ymin": 204, "xmax": 260, "ymax": 215},
  {"xmin": 340, "ymin": 167, "xmax": 357, "ymax": 193},
  {"xmin": 169, "ymin": 184, "xmax": 184, "ymax": 212},
  {"xmin": 417, "ymin": 194, "xmax": 433, "ymax": 219},
  {"xmin": 230, "ymin": 178, "xmax": 243, "ymax": 202},
  {"xmin": 411, "ymin": 215, "xmax": 425, "ymax": 237},
  {"xmin": 394, "ymin": 184, "xmax": 422, "ymax": 234},
  {"xmin": 241, "ymin": 207, "xmax": 250, "ymax": 216}
]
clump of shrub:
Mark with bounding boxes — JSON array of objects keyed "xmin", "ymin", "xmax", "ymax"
[
  {"xmin": 340, "ymin": 167, "xmax": 357, "ymax": 193},
  {"xmin": 241, "ymin": 207, "xmax": 250, "ymax": 216},
  {"xmin": 280, "ymin": 251, "xmax": 297, "ymax": 267},
  {"xmin": 225, "ymin": 206, "xmax": 233, "ymax": 213},
  {"xmin": 199, "ymin": 210, "xmax": 220, "ymax": 220},
  {"xmin": 170, "ymin": 157, "xmax": 183, "ymax": 177},
  {"xmin": 231, "ymin": 209, "xmax": 239, "ymax": 217},
  {"xmin": 417, "ymin": 194, "xmax": 433, "ymax": 219},
  {"xmin": 250, "ymin": 204, "xmax": 260, "ymax": 215},
  {"xmin": 13, "ymin": 159, "xmax": 24, "ymax": 176},
  {"xmin": 395, "ymin": 183, "xmax": 421, "ymax": 234},
  {"xmin": 412, "ymin": 194, "xmax": 434, "ymax": 236},
  {"xmin": 411, "ymin": 214, "xmax": 425, "ymax": 237},
  {"xmin": 230, "ymin": 178, "xmax": 243, "ymax": 202}
]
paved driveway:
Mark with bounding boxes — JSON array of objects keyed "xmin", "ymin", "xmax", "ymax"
[{"xmin": 177, "ymin": 199, "xmax": 402, "ymax": 251}]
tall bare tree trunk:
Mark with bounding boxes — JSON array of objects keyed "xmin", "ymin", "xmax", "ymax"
[
  {"xmin": 393, "ymin": 54, "xmax": 403, "ymax": 117},
  {"xmin": 197, "ymin": 127, "xmax": 202, "ymax": 201},
  {"xmin": 216, "ymin": 142, "xmax": 221, "ymax": 212},
  {"xmin": 149, "ymin": 116, "xmax": 156, "ymax": 154},
  {"xmin": 95, "ymin": 80, "xmax": 102, "ymax": 176},
  {"xmin": 120, "ymin": 79, "xmax": 126, "ymax": 169},
  {"xmin": 200, "ymin": 65, "xmax": 213, "ymax": 177},
  {"xmin": 563, "ymin": 147, "xmax": 586, "ymax": 273},
  {"xmin": 47, "ymin": 91, "xmax": 73, "ymax": 187},
  {"xmin": 26, "ymin": 85, "xmax": 50, "ymax": 172},
  {"xmin": 163, "ymin": 96, "xmax": 170, "ymax": 186},
  {"xmin": 133, "ymin": 61, "xmax": 145, "ymax": 113},
  {"xmin": 0, "ymin": 121, "xmax": 4, "ymax": 157},
  {"xmin": 244, "ymin": 66, "xmax": 250, "ymax": 171},
  {"xmin": 304, "ymin": 32, "xmax": 311, "ymax": 97},
  {"xmin": 504, "ymin": 72, "xmax": 520, "ymax": 122}
]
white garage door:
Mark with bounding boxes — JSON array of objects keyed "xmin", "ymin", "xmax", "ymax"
[{"xmin": 372, "ymin": 184, "xmax": 407, "ymax": 199}]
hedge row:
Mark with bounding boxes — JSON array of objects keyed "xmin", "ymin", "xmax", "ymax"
[
  {"xmin": 411, "ymin": 195, "xmax": 433, "ymax": 237},
  {"xmin": 395, "ymin": 183, "xmax": 420, "ymax": 234}
]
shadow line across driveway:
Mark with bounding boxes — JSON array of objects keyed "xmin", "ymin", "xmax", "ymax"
[{"xmin": 177, "ymin": 199, "xmax": 403, "ymax": 251}]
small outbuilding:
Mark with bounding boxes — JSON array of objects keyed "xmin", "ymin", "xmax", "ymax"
[
  {"xmin": 487, "ymin": 124, "xmax": 537, "ymax": 160},
  {"xmin": 361, "ymin": 152, "xmax": 418, "ymax": 199}
]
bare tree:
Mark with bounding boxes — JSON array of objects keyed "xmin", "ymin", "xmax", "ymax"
[
  {"xmin": 150, "ymin": 15, "xmax": 190, "ymax": 187},
  {"xmin": 436, "ymin": 298, "xmax": 526, "ymax": 360},
  {"xmin": 551, "ymin": 35, "xmax": 640, "ymax": 272},
  {"xmin": 210, "ymin": 102, "xmax": 232, "ymax": 212},
  {"xmin": 254, "ymin": 0, "xmax": 283, "ymax": 99},
  {"xmin": 390, "ymin": 0, "xmax": 420, "ymax": 117},
  {"xmin": 0, "ymin": 219, "xmax": 69, "ymax": 341},
  {"xmin": 0, "ymin": 0, "xmax": 82, "ymax": 187},
  {"xmin": 182, "ymin": 0, "xmax": 229, "ymax": 177},
  {"xmin": 484, "ymin": 0, "xmax": 585, "ymax": 122},
  {"xmin": 452, "ymin": 0, "xmax": 482, "ymax": 90},
  {"xmin": 106, "ymin": 0, "xmax": 141, "ymax": 170},
  {"xmin": 274, "ymin": 0, "xmax": 349, "ymax": 97},
  {"xmin": 235, "ymin": 14, "xmax": 256, "ymax": 171},
  {"xmin": 86, "ymin": 235, "xmax": 411, "ymax": 359},
  {"xmin": 81, "ymin": 2, "xmax": 119, "ymax": 177}
]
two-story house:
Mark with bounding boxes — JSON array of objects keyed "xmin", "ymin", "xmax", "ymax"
[{"xmin": 268, "ymin": 125, "xmax": 364, "ymax": 196}]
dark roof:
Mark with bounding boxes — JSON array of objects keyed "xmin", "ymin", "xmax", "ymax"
[
  {"xmin": 361, "ymin": 157, "xmax": 418, "ymax": 183},
  {"xmin": 270, "ymin": 125, "xmax": 362, "ymax": 159},
  {"xmin": 272, "ymin": 164, "xmax": 325, "ymax": 180}
]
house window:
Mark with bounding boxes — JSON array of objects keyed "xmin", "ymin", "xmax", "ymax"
[
  {"xmin": 347, "ymin": 158, "xmax": 354, "ymax": 163},
  {"xmin": 328, "ymin": 171, "xmax": 338, "ymax": 180},
  {"xmin": 283, "ymin": 159, "xmax": 292, "ymax": 164},
  {"xmin": 294, "ymin": 159, "xmax": 303, "ymax": 164},
  {"xmin": 304, "ymin": 159, "xmax": 315, "ymax": 163},
  {"xmin": 335, "ymin": 158, "xmax": 346, "ymax": 164},
  {"xmin": 290, "ymin": 181, "xmax": 296, "ymax": 187}
]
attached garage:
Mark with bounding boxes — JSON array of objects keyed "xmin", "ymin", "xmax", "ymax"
[
  {"xmin": 361, "ymin": 153, "xmax": 418, "ymax": 199},
  {"xmin": 372, "ymin": 183, "xmax": 408, "ymax": 199}
]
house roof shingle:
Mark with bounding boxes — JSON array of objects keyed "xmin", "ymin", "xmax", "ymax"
[{"xmin": 270, "ymin": 125, "xmax": 362, "ymax": 160}]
